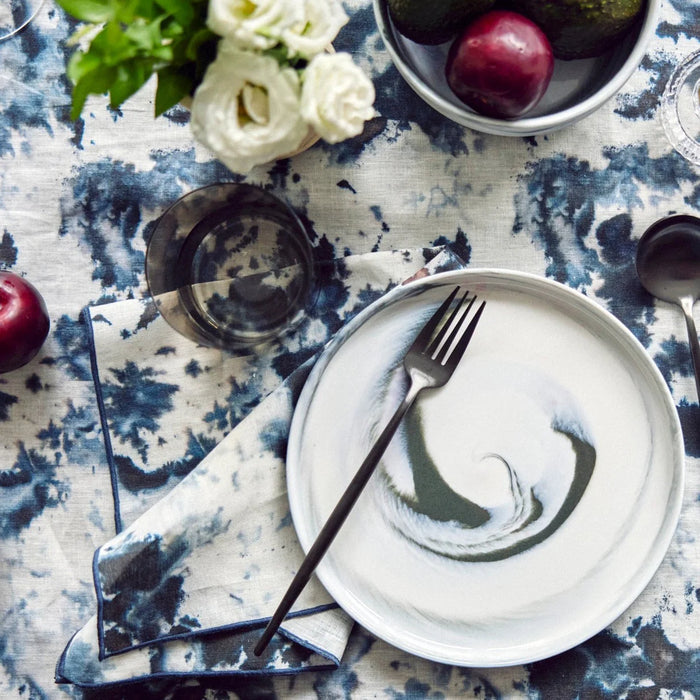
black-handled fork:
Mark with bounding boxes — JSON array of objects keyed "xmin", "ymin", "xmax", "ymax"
[{"xmin": 254, "ymin": 285, "xmax": 486, "ymax": 656}]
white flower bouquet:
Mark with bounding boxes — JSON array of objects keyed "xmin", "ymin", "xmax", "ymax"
[{"xmin": 57, "ymin": 0, "xmax": 376, "ymax": 173}]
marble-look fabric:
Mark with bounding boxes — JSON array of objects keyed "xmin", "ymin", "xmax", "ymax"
[{"xmin": 0, "ymin": 0, "xmax": 698, "ymax": 698}]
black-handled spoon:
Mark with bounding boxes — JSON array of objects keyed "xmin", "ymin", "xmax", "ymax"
[{"xmin": 636, "ymin": 213, "xmax": 700, "ymax": 399}]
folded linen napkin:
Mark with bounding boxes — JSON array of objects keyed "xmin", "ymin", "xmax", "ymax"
[{"xmin": 56, "ymin": 246, "xmax": 465, "ymax": 687}]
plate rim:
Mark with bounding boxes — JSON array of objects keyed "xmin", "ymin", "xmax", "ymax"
[{"xmin": 286, "ymin": 268, "xmax": 685, "ymax": 666}]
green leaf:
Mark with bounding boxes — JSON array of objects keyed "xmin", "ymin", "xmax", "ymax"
[
  {"xmin": 263, "ymin": 43, "xmax": 292, "ymax": 67},
  {"xmin": 133, "ymin": 0, "xmax": 157, "ymax": 17},
  {"xmin": 152, "ymin": 46, "xmax": 176, "ymax": 64},
  {"xmin": 124, "ymin": 17, "xmax": 164, "ymax": 52},
  {"xmin": 154, "ymin": 0, "xmax": 195, "ymax": 27},
  {"xmin": 70, "ymin": 65, "xmax": 117, "ymax": 120},
  {"xmin": 110, "ymin": 61, "xmax": 151, "ymax": 107},
  {"xmin": 113, "ymin": 0, "xmax": 143, "ymax": 23},
  {"xmin": 88, "ymin": 21, "xmax": 136, "ymax": 63},
  {"xmin": 66, "ymin": 49, "xmax": 102, "ymax": 84},
  {"xmin": 161, "ymin": 17, "xmax": 185, "ymax": 41},
  {"xmin": 55, "ymin": 0, "xmax": 116, "ymax": 23},
  {"xmin": 155, "ymin": 66, "xmax": 193, "ymax": 116},
  {"xmin": 60, "ymin": 0, "xmax": 210, "ymax": 118},
  {"xmin": 184, "ymin": 27, "xmax": 216, "ymax": 62}
]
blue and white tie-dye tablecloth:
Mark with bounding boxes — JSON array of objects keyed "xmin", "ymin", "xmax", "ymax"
[{"xmin": 1, "ymin": 1, "xmax": 699, "ymax": 698}]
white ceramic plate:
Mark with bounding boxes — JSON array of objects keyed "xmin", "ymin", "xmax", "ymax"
[{"xmin": 287, "ymin": 269, "xmax": 684, "ymax": 667}]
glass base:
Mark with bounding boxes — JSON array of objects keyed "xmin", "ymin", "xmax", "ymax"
[{"xmin": 661, "ymin": 49, "xmax": 700, "ymax": 165}]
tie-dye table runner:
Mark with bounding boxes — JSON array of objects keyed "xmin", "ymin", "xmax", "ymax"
[{"xmin": 1, "ymin": 0, "xmax": 699, "ymax": 698}]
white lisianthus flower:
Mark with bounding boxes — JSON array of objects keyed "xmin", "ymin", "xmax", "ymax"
[
  {"xmin": 281, "ymin": 0, "xmax": 349, "ymax": 59},
  {"xmin": 207, "ymin": 0, "xmax": 302, "ymax": 50},
  {"xmin": 300, "ymin": 52, "xmax": 376, "ymax": 144},
  {"xmin": 190, "ymin": 41, "xmax": 308, "ymax": 173}
]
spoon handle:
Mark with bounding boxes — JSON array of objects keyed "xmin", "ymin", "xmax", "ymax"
[{"xmin": 680, "ymin": 296, "xmax": 700, "ymax": 400}]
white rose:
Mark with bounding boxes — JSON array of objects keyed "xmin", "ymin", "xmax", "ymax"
[
  {"xmin": 300, "ymin": 52, "xmax": 376, "ymax": 144},
  {"xmin": 281, "ymin": 0, "xmax": 348, "ymax": 58},
  {"xmin": 190, "ymin": 42, "xmax": 308, "ymax": 173},
  {"xmin": 207, "ymin": 0, "xmax": 302, "ymax": 50}
]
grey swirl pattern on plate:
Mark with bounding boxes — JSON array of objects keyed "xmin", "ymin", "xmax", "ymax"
[{"xmin": 377, "ymin": 363, "xmax": 596, "ymax": 561}]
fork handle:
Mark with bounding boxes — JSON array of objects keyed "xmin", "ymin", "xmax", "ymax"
[{"xmin": 254, "ymin": 375, "xmax": 429, "ymax": 656}]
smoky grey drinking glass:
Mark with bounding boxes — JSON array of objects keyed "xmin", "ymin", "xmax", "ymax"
[{"xmin": 145, "ymin": 183, "xmax": 316, "ymax": 351}]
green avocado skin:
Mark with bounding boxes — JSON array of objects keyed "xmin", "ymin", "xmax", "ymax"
[
  {"xmin": 387, "ymin": 0, "xmax": 496, "ymax": 44},
  {"xmin": 506, "ymin": 0, "xmax": 646, "ymax": 59}
]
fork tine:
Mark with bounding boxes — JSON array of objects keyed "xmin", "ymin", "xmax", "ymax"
[
  {"xmin": 443, "ymin": 299, "xmax": 487, "ymax": 370},
  {"xmin": 408, "ymin": 286, "xmax": 460, "ymax": 353},
  {"xmin": 434, "ymin": 292, "xmax": 476, "ymax": 364},
  {"xmin": 426, "ymin": 288, "xmax": 471, "ymax": 357}
]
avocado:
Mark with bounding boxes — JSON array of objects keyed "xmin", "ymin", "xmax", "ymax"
[
  {"xmin": 387, "ymin": 0, "xmax": 497, "ymax": 45},
  {"xmin": 506, "ymin": 0, "xmax": 646, "ymax": 60}
]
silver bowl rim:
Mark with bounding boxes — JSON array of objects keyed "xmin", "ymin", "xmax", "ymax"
[{"xmin": 372, "ymin": 0, "xmax": 660, "ymax": 136}]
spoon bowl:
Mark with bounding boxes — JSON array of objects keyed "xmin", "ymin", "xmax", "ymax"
[{"xmin": 636, "ymin": 213, "xmax": 700, "ymax": 398}]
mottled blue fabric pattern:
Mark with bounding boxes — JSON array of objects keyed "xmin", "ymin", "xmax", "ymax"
[{"xmin": 0, "ymin": 0, "xmax": 698, "ymax": 698}]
